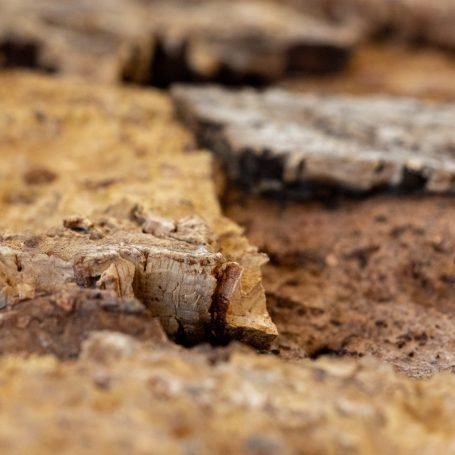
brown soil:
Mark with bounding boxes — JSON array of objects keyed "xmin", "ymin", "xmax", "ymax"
[
  {"xmin": 0, "ymin": 288, "xmax": 167, "ymax": 359},
  {"xmin": 225, "ymin": 190, "xmax": 455, "ymax": 378},
  {"xmin": 282, "ymin": 43, "xmax": 455, "ymax": 101}
]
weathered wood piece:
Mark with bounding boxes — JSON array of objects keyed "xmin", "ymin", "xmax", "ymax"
[
  {"xmin": 0, "ymin": 72, "xmax": 276, "ymax": 348},
  {"xmin": 0, "ymin": 0, "xmax": 360, "ymax": 85},
  {"xmin": 0, "ymin": 331, "xmax": 454, "ymax": 454},
  {"xmin": 173, "ymin": 85, "xmax": 455, "ymax": 195}
]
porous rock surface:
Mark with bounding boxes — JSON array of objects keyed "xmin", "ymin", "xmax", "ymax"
[
  {"xmin": 225, "ymin": 190, "xmax": 455, "ymax": 378},
  {"xmin": 173, "ymin": 85, "xmax": 455, "ymax": 195},
  {"xmin": 0, "ymin": 331, "xmax": 454, "ymax": 455},
  {"xmin": 0, "ymin": 0, "xmax": 359, "ymax": 85},
  {"xmin": 0, "ymin": 72, "xmax": 276, "ymax": 348},
  {"xmin": 0, "ymin": 288, "xmax": 167, "ymax": 359}
]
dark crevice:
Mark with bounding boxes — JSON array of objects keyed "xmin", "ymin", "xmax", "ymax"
[
  {"xmin": 0, "ymin": 37, "xmax": 56, "ymax": 72},
  {"xmin": 122, "ymin": 35, "xmax": 350, "ymax": 89},
  {"xmin": 286, "ymin": 44, "xmax": 350, "ymax": 74},
  {"xmin": 400, "ymin": 167, "xmax": 429, "ymax": 192},
  {"xmin": 309, "ymin": 346, "xmax": 361, "ymax": 360}
]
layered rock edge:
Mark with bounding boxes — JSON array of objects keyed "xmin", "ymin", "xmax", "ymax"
[
  {"xmin": 0, "ymin": 72, "xmax": 277, "ymax": 349},
  {"xmin": 172, "ymin": 85, "xmax": 455, "ymax": 195}
]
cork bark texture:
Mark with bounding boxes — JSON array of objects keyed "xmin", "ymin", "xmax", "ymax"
[
  {"xmin": 173, "ymin": 85, "xmax": 455, "ymax": 195},
  {"xmin": 225, "ymin": 190, "xmax": 455, "ymax": 378},
  {"xmin": 0, "ymin": 4, "xmax": 455, "ymax": 450},
  {"xmin": 0, "ymin": 72, "xmax": 276, "ymax": 348},
  {"xmin": 0, "ymin": 331, "xmax": 454, "ymax": 455}
]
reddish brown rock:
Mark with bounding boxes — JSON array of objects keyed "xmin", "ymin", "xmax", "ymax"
[
  {"xmin": 0, "ymin": 288, "xmax": 167, "ymax": 359},
  {"xmin": 225, "ymin": 190, "xmax": 455, "ymax": 378}
]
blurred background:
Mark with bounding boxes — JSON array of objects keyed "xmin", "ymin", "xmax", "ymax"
[{"xmin": 0, "ymin": 0, "xmax": 454, "ymax": 100}]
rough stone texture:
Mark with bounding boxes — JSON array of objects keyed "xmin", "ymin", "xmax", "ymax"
[
  {"xmin": 0, "ymin": 0, "xmax": 359, "ymax": 86},
  {"xmin": 0, "ymin": 288, "xmax": 167, "ymax": 359},
  {"xmin": 0, "ymin": 72, "xmax": 276, "ymax": 348},
  {"xmin": 173, "ymin": 85, "xmax": 455, "ymax": 195},
  {"xmin": 225, "ymin": 190, "xmax": 455, "ymax": 378},
  {"xmin": 291, "ymin": 0, "xmax": 455, "ymax": 50},
  {"xmin": 0, "ymin": 331, "xmax": 454, "ymax": 455}
]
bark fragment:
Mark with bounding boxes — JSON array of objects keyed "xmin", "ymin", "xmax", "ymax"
[
  {"xmin": 0, "ymin": 0, "xmax": 360, "ymax": 85},
  {"xmin": 0, "ymin": 72, "xmax": 276, "ymax": 348},
  {"xmin": 173, "ymin": 85, "xmax": 455, "ymax": 195}
]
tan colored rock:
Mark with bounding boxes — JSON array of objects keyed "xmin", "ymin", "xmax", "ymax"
[
  {"xmin": 0, "ymin": 71, "xmax": 276, "ymax": 347},
  {"xmin": 0, "ymin": 0, "xmax": 360, "ymax": 85},
  {"xmin": 0, "ymin": 331, "xmax": 454, "ymax": 454},
  {"xmin": 173, "ymin": 85, "xmax": 455, "ymax": 195}
]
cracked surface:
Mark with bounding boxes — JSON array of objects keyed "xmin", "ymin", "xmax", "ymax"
[{"xmin": 0, "ymin": 72, "xmax": 276, "ymax": 348}]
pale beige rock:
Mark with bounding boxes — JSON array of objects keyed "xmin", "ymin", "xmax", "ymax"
[
  {"xmin": 0, "ymin": 72, "xmax": 276, "ymax": 347},
  {"xmin": 173, "ymin": 85, "xmax": 455, "ymax": 194}
]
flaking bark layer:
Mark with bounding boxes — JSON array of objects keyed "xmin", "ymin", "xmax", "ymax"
[
  {"xmin": 0, "ymin": 72, "xmax": 276, "ymax": 348},
  {"xmin": 173, "ymin": 85, "xmax": 455, "ymax": 195}
]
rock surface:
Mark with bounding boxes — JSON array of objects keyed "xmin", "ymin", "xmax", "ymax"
[
  {"xmin": 0, "ymin": 288, "xmax": 167, "ymax": 359},
  {"xmin": 173, "ymin": 85, "xmax": 455, "ymax": 195},
  {"xmin": 0, "ymin": 0, "xmax": 359, "ymax": 85},
  {"xmin": 0, "ymin": 331, "xmax": 454, "ymax": 455},
  {"xmin": 225, "ymin": 190, "xmax": 455, "ymax": 378},
  {"xmin": 0, "ymin": 72, "xmax": 276, "ymax": 348}
]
